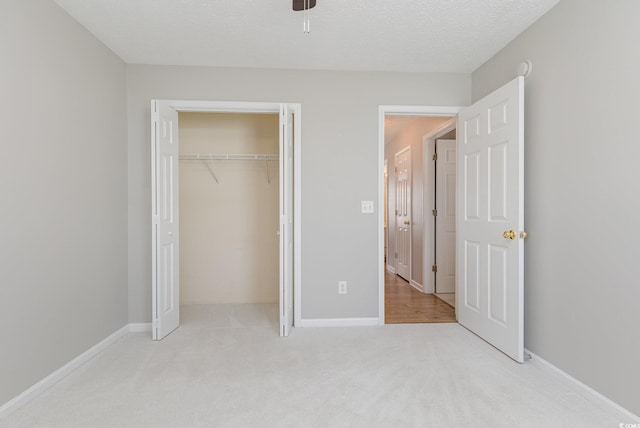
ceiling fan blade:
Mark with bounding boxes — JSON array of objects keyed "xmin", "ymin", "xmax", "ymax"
[{"xmin": 293, "ymin": 0, "xmax": 316, "ymax": 11}]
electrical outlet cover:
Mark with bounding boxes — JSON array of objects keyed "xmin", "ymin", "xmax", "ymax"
[{"xmin": 338, "ymin": 280, "xmax": 348, "ymax": 294}]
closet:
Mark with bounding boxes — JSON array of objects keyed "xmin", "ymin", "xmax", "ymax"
[{"xmin": 178, "ymin": 112, "xmax": 280, "ymax": 305}]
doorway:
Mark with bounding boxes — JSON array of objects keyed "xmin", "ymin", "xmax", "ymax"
[
  {"xmin": 151, "ymin": 100, "xmax": 301, "ymax": 339},
  {"xmin": 380, "ymin": 77, "xmax": 526, "ymax": 362},
  {"xmin": 178, "ymin": 112, "xmax": 279, "ymax": 306},
  {"xmin": 379, "ymin": 107, "xmax": 461, "ymax": 324}
]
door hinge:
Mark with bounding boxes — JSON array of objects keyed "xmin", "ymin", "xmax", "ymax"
[
  {"xmin": 433, "ymin": 153, "xmax": 438, "ymax": 161},
  {"xmin": 395, "ymin": 252, "xmax": 398, "ymax": 259},
  {"xmin": 152, "ymin": 318, "xmax": 159, "ymax": 329},
  {"xmin": 432, "ymin": 265, "xmax": 438, "ymax": 273},
  {"xmin": 395, "ymin": 167, "xmax": 397, "ymax": 173},
  {"xmin": 432, "ymin": 209, "xmax": 438, "ymax": 216},
  {"xmin": 395, "ymin": 209, "xmax": 398, "ymax": 216}
]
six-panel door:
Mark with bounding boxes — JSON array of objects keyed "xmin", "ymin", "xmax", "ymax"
[{"xmin": 457, "ymin": 77, "xmax": 525, "ymax": 362}]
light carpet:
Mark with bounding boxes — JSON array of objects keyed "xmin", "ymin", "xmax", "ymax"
[{"xmin": 0, "ymin": 304, "xmax": 626, "ymax": 428}]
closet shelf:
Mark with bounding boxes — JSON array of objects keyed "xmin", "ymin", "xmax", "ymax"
[
  {"xmin": 179, "ymin": 153, "xmax": 278, "ymax": 184},
  {"xmin": 179, "ymin": 153, "xmax": 279, "ymax": 161}
]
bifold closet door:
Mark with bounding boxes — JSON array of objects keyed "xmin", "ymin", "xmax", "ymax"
[
  {"xmin": 151, "ymin": 100, "xmax": 180, "ymax": 341},
  {"xmin": 279, "ymin": 105, "xmax": 294, "ymax": 337}
]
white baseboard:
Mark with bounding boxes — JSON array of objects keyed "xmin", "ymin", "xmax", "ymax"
[
  {"xmin": 525, "ymin": 349, "xmax": 640, "ymax": 422},
  {"xmin": 299, "ymin": 317, "xmax": 380, "ymax": 327},
  {"xmin": 128, "ymin": 323, "xmax": 152, "ymax": 332},
  {"xmin": 386, "ymin": 265, "xmax": 396, "ymax": 274},
  {"xmin": 0, "ymin": 325, "xmax": 129, "ymax": 418},
  {"xmin": 410, "ymin": 280, "xmax": 423, "ymax": 292}
]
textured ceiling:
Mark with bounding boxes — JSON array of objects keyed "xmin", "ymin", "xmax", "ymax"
[{"xmin": 53, "ymin": 0, "xmax": 559, "ymax": 73}]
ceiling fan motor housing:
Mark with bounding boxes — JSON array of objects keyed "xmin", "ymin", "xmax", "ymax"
[{"xmin": 293, "ymin": 0, "xmax": 316, "ymax": 11}]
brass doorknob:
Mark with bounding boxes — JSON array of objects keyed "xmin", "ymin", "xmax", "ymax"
[
  {"xmin": 503, "ymin": 230, "xmax": 516, "ymax": 240},
  {"xmin": 404, "ymin": 220, "xmax": 410, "ymax": 225}
]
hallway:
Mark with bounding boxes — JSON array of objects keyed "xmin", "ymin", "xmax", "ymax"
[{"xmin": 384, "ymin": 270, "xmax": 456, "ymax": 324}]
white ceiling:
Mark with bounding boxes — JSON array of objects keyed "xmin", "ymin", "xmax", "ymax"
[{"xmin": 53, "ymin": 0, "xmax": 559, "ymax": 73}]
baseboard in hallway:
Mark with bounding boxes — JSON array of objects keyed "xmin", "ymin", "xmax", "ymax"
[{"xmin": 434, "ymin": 293, "xmax": 455, "ymax": 308}]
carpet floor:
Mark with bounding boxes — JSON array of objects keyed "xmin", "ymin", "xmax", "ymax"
[{"xmin": 0, "ymin": 304, "xmax": 627, "ymax": 428}]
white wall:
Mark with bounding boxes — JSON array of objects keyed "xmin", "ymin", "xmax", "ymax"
[
  {"xmin": 127, "ymin": 66, "xmax": 470, "ymax": 322},
  {"xmin": 385, "ymin": 117, "xmax": 451, "ymax": 287},
  {"xmin": 179, "ymin": 113, "xmax": 279, "ymax": 304},
  {"xmin": 0, "ymin": 0, "xmax": 128, "ymax": 407},
  {"xmin": 472, "ymin": 0, "xmax": 640, "ymax": 416}
]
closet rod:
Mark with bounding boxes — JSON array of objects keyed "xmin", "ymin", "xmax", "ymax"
[{"xmin": 179, "ymin": 153, "xmax": 279, "ymax": 161}]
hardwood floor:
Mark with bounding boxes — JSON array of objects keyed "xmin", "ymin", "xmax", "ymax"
[{"xmin": 385, "ymin": 269, "xmax": 457, "ymax": 324}]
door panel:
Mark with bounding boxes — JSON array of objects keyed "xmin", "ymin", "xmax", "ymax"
[
  {"xmin": 488, "ymin": 244, "xmax": 508, "ymax": 326},
  {"xmin": 279, "ymin": 105, "xmax": 294, "ymax": 337},
  {"xmin": 457, "ymin": 77, "xmax": 525, "ymax": 362},
  {"xmin": 394, "ymin": 148, "xmax": 411, "ymax": 280},
  {"xmin": 152, "ymin": 100, "xmax": 180, "ymax": 340},
  {"xmin": 464, "ymin": 240, "xmax": 480, "ymax": 311},
  {"xmin": 489, "ymin": 143, "xmax": 508, "ymax": 221},
  {"xmin": 435, "ymin": 139, "xmax": 456, "ymax": 294},
  {"xmin": 464, "ymin": 152, "xmax": 480, "ymax": 220}
]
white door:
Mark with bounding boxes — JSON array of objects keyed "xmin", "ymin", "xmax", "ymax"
[
  {"xmin": 279, "ymin": 105, "xmax": 294, "ymax": 337},
  {"xmin": 435, "ymin": 139, "xmax": 456, "ymax": 294},
  {"xmin": 395, "ymin": 147, "xmax": 411, "ymax": 280},
  {"xmin": 151, "ymin": 100, "xmax": 180, "ymax": 340},
  {"xmin": 457, "ymin": 76, "xmax": 525, "ymax": 362}
]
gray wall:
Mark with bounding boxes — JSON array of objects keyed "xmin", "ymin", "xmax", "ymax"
[
  {"xmin": 127, "ymin": 66, "xmax": 470, "ymax": 322},
  {"xmin": 0, "ymin": 0, "xmax": 128, "ymax": 406},
  {"xmin": 472, "ymin": 0, "xmax": 640, "ymax": 415}
]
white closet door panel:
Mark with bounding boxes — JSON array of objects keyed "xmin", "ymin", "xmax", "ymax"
[
  {"xmin": 279, "ymin": 104, "xmax": 294, "ymax": 337},
  {"xmin": 152, "ymin": 100, "xmax": 180, "ymax": 341}
]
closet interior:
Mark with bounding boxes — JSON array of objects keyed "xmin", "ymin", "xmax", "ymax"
[{"xmin": 178, "ymin": 112, "xmax": 280, "ymax": 306}]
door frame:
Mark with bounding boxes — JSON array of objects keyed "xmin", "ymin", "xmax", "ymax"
[
  {"xmin": 153, "ymin": 100, "xmax": 302, "ymax": 329},
  {"xmin": 378, "ymin": 105, "xmax": 462, "ymax": 324}
]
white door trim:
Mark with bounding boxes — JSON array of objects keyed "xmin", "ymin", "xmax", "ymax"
[
  {"xmin": 378, "ymin": 106, "xmax": 463, "ymax": 324},
  {"xmin": 155, "ymin": 100, "xmax": 302, "ymax": 328}
]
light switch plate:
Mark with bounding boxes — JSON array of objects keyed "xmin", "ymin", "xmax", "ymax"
[{"xmin": 361, "ymin": 200, "xmax": 374, "ymax": 214}]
